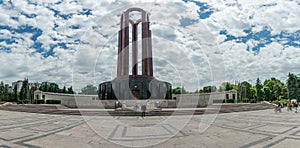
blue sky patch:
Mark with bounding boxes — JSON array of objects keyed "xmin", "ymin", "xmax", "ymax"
[
  {"xmin": 182, "ymin": 0, "xmax": 214, "ymax": 19},
  {"xmin": 47, "ymin": 7, "xmax": 73, "ymax": 20},
  {"xmin": 220, "ymin": 26, "xmax": 299, "ymax": 53},
  {"xmin": 70, "ymin": 25, "xmax": 80, "ymax": 29},
  {"xmin": 21, "ymin": 12, "xmax": 37, "ymax": 18},
  {"xmin": 0, "ymin": 46, "xmax": 11, "ymax": 53},
  {"xmin": 0, "ymin": 25, "xmax": 43, "ymax": 51},
  {"xmin": 78, "ymin": 9, "xmax": 93, "ymax": 16}
]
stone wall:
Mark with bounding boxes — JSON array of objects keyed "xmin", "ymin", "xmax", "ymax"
[
  {"xmin": 173, "ymin": 90, "xmax": 237, "ymax": 108},
  {"xmin": 34, "ymin": 90, "xmax": 237, "ymax": 108}
]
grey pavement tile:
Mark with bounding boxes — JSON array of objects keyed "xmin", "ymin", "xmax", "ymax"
[
  {"xmin": 0, "ymin": 128, "xmax": 36, "ymax": 141},
  {"xmin": 0, "ymin": 109, "xmax": 300, "ymax": 147},
  {"xmin": 0, "ymin": 145, "xmax": 11, "ymax": 148},
  {"xmin": 253, "ymin": 125, "xmax": 294, "ymax": 134},
  {"xmin": 263, "ymin": 137, "xmax": 300, "ymax": 148}
]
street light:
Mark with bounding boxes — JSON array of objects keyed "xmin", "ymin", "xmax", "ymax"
[{"xmin": 242, "ymin": 84, "xmax": 247, "ymax": 103}]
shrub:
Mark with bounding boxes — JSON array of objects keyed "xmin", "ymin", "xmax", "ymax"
[
  {"xmin": 22, "ymin": 99, "xmax": 30, "ymax": 104},
  {"xmin": 226, "ymin": 98, "xmax": 235, "ymax": 103},
  {"xmin": 272, "ymin": 100, "xmax": 279, "ymax": 105},
  {"xmin": 46, "ymin": 100, "xmax": 61, "ymax": 104},
  {"xmin": 0, "ymin": 101, "xmax": 5, "ymax": 105},
  {"xmin": 33, "ymin": 99, "xmax": 45, "ymax": 104},
  {"xmin": 280, "ymin": 99, "xmax": 289, "ymax": 106},
  {"xmin": 272, "ymin": 99, "xmax": 289, "ymax": 106},
  {"xmin": 241, "ymin": 98, "xmax": 249, "ymax": 103}
]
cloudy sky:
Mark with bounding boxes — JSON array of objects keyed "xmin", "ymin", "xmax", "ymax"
[{"xmin": 0, "ymin": 0, "xmax": 299, "ymax": 92}]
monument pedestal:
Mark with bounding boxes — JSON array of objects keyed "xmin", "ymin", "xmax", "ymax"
[
  {"xmin": 98, "ymin": 8, "xmax": 172, "ymax": 101},
  {"xmin": 99, "ymin": 75, "xmax": 172, "ymax": 100}
]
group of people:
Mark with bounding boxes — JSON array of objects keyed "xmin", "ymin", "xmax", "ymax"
[
  {"xmin": 133, "ymin": 103, "xmax": 147, "ymax": 117},
  {"xmin": 115, "ymin": 101, "xmax": 147, "ymax": 118},
  {"xmin": 275, "ymin": 101, "xmax": 299, "ymax": 113},
  {"xmin": 287, "ymin": 101, "xmax": 299, "ymax": 113}
]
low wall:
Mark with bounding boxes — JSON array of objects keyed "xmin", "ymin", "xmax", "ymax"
[
  {"xmin": 61, "ymin": 99, "xmax": 177, "ymax": 108},
  {"xmin": 173, "ymin": 92, "xmax": 230, "ymax": 108},
  {"xmin": 34, "ymin": 91, "xmax": 236, "ymax": 108}
]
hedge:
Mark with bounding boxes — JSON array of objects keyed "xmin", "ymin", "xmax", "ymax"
[
  {"xmin": 272, "ymin": 99, "xmax": 289, "ymax": 106},
  {"xmin": 33, "ymin": 99, "xmax": 45, "ymax": 104},
  {"xmin": 227, "ymin": 98, "xmax": 235, "ymax": 103},
  {"xmin": 46, "ymin": 100, "xmax": 61, "ymax": 104}
]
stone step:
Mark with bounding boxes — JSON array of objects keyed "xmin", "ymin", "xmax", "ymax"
[{"xmin": 0, "ymin": 103, "xmax": 275, "ymax": 116}]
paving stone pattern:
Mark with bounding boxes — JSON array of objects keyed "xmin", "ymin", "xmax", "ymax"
[{"xmin": 0, "ymin": 108, "xmax": 300, "ymax": 147}]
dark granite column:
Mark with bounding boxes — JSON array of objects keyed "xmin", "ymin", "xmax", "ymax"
[
  {"xmin": 132, "ymin": 23, "xmax": 138, "ymax": 76},
  {"xmin": 123, "ymin": 14, "xmax": 129, "ymax": 76},
  {"xmin": 148, "ymin": 29, "xmax": 153, "ymax": 76},
  {"xmin": 142, "ymin": 21, "xmax": 148, "ymax": 76},
  {"xmin": 117, "ymin": 30, "xmax": 122, "ymax": 77}
]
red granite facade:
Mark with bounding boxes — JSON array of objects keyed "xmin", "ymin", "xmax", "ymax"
[{"xmin": 99, "ymin": 8, "xmax": 171, "ymax": 100}]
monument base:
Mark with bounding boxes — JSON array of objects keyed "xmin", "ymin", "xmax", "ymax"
[{"xmin": 98, "ymin": 75, "xmax": 172, "ymax": 100}]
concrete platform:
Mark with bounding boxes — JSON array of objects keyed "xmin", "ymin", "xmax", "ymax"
[
  {"xmin": 0, "ymin": 107, "xmax": 300, "ymax": 147},
  {"xmin": 0, "ymin": 103, "xmax": 275, "ymax": 116}
]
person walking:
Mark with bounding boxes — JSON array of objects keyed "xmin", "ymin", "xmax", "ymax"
[
  {"xmin": 293, "ymin": 102, "xmax": 298, "ymax": 113},
  {"xmin": 141, "ymin": 104, "xmax": 146, "ymax": 118},
  {"xmin": 115, "ymin": 101, "xmax": 119, "ymax": 110},
  {"xmin": 287, "ymin": 102, "xmax": 292, "ymax": 111}
]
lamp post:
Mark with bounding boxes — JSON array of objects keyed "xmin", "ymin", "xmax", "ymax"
[{"xmin": 242, "ymin": 84, "xmax": 247, "ymax": 103}]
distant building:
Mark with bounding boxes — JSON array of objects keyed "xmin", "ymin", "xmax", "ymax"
[
  {"xmin": 12, "ymin": 80, "xmax": 23, "ymax": 92},
  {"xmin": 5, "ymin": 84, "xmax": 13, "ymax": 93},
  {"xmin": 8, "ymin": 86, "xmax": 13, "ymax": 93},
  {"xmin": 29, "ymin": 82, "xmax": 40, "ymax": 90}
]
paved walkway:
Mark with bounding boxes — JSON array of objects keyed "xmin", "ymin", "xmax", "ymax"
[{"xmin": 0, "ymin": 109, "xmax": 300, "ymax": 147}]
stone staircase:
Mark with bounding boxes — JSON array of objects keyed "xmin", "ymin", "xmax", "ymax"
[{"xmin": 0, "ymin": 102, "xmax": 276, "ymax": 116}]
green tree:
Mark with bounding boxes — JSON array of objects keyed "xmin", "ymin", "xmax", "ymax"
[
  {"xmin": 0, "ymin": 81, "xmax": 4, "ymax": 100},
  {"xmin": 249, "ymin": 86, "xmax": 256, "ymax": 101},
  {"xmin": 62, "ymin": 86, "xmax": 66, "ymax": 93},
  {"xmin": 287, "ymin": 73, "xmax": 300, "ymax": 102},
  {"xmin": 263, "ymin": 78, "xmax": 284, "ymax": 101},
  {"xmin": 14, "ymin": 84, "xmax": 18, "ymax": 102},
  {"xmin": 263, "ymin": 86, "xmax": 271, "ymax": 101},
  {"xmin": 3, "ymin": 84, "xmax": 9, "ymax": 101},
  {"xmin": 67, "ymin": 86, "xmax": 74, "ymax": 94},
  {"xmin": 219, "ymin": 82, "xmax": 233, "ymax": 91},
  {"xmin": 172, "ymin": 87, "xmax": 186, "ymax": 94},
  {"xmin": 281, "ymin": 86, "xmax": 288, "ymax": 100},
  {"xmin": 203, "ymin": 86, "xmax": 217, "ymax": 93},
  {"xmin": 49, "ymin": 83, "xmax": 59, "ymax": 93},
  {"xmin": 20, "ymin": 78, "xmax": 29, "ymax": 103},
  {"xmin": 255, "ymin": 78, "xmax": 263, "ymax": 102},
  {"xmin": 81, "ymin": 85, "xmax": 97, "ymax": 95},
  {"xmin": 239, "ymin": 81, "xmax": 252, "ymax": 102},
  {"xmin": 199, "ymin": 89, "xmax": 204, "ymax": 93},
  {"xmin": 39, "ymin": 82, "xmax": 48, "ymax": 92}
]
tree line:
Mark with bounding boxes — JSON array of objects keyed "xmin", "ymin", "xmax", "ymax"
[
  {"xmin": 172, "ymin": 72, "xmax": 300, "ymax": 103},
  {"xmin": 0, "ymin": 78, "xmax": 74, "ymax": 103},
  {"xmin": 1, "ymin": 72, "xmax": 299, "ymax": 104}
]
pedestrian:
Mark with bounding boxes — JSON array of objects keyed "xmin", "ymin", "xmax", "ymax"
[
  {"xmin": 287, "ymin": 102, "xmax": 292, "ymax": 111},
  {"xmin": 115, "ymin": 101, "xmax": 119, "ymax": 110},
  {"xmin": 141, "ymin": 104, "xmax": 146, "ymax": 118},
  {"xmin": 293, "ymin": 102, "xmax": 298, "ymax": 113}
]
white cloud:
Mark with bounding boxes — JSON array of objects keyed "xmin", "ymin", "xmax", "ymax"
[{"xmin": 0, "ymin": 0, "xmax": 299, "ymax": 92}]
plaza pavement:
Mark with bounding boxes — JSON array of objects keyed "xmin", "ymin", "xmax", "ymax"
[{"xmin": 1, "ymin": 107, "xmax": 300, "ymax": 148}]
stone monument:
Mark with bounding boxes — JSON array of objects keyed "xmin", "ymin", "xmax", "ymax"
[{"xmin": 99, "ymin": 8, "xmax": 172, "ymax": 100}]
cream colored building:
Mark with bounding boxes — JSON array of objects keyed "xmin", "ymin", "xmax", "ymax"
[{"xmin": 34, "ymin": 90, "xmax": 237, "ymax": 108}]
